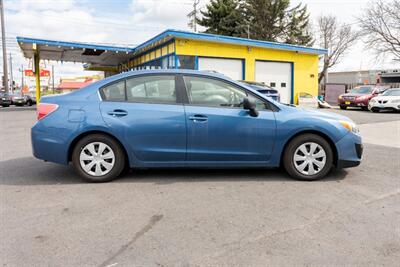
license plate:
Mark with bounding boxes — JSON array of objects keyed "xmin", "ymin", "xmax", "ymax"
[{"xmin": 345, "ymin": 101, "xmax": 351, "ymax": 105}]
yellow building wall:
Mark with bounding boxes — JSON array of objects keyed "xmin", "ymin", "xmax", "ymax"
[{"xmin": 175, "ymin": 39, "xmax": 319, "ymax": 104}]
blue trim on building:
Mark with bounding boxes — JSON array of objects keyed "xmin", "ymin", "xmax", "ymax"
[
  {"xmin": 133, "ymin": 29, "xmax": 327, "ymax": 55},
  {"xmin": 17, "ymin": 29, "xmax": 327, "ymax": 58},
  {"xmin": 194, "ymin": 56, "xmax": 199, "ymax": 70},
  {"xmin": 16, "ymin": 36, "xmax": 132, "ymax": 53},
  {"xmin": 290, "ymin": 62, "xmax": 295, "ymax": 104}
]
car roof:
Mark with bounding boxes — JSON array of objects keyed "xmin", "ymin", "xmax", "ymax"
[{"xmin": 95, "ymin": 69, "xmax": 239, "ymax": 88}]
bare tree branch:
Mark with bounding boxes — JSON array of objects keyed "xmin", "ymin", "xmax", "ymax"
[
  {"xmin": 317, "ymin": 15, "xmax": 358, "ymax": 83},
  {"xmin": 357, "ymin": 0, "xmax": 400, "ymax": 61}
]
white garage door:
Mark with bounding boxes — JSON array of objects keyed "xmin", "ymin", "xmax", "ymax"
[
  {"xmin": 255, "ymin": 61, "xmax": 292, "ymax": 104},
  {"xmin": 198, "ymin": 57, "xmax": 243, "ymax": 80}
]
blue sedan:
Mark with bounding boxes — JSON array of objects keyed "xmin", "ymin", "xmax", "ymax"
[{"xmin": 32, "ymin": 70, "xmax": 362, "ymax": 182}]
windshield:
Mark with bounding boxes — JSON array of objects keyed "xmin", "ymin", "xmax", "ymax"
[
  {"xmin": 382, "ymin": 89, "xmax": 400, "ymax": 96},
  {"xmin": 350, "ymin": 86, "xmax": 373, "ymax": 94}
]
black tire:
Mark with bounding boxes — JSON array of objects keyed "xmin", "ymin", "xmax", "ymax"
[
  {"xmin": 1, "ymin": 104, "xmax": 9, "ymax": 107},
  {"xmin": 283, "ymin": 134, "xmax": 333, "ymax": 181},
  {"xmin": 371, "ymin": 108, "xmax": 379, "ymax": 113},
  {"xmin": 72, "ymin": 134, "xmax": 126, "ymax": 182},
  {"xmin": 27, "ymin": 100, "xmax": 32, "ymax": 106},
  {"xmin": 339, "ymin": 105, "xmax": 347, "ymax": 110},
  {"xmin": 361, "ymin": 106, "xmax": 368, "ymax": 111}
]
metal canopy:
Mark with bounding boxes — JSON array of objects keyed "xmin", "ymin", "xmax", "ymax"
[
  {"xmin": 17, "ymin": 37, "xmax": 134, "ymax": 67},
  {"xmin": 16, "ymin": 29, "xmax": 327, "ymax": 69}
]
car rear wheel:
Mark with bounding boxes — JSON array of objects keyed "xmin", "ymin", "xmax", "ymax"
[
  {"xmin": 339, "ymin": 105, "xmax": 347, "ymax": 110},
  {"xmin": 283, "ymin": 134, "xmax": 333, "ymax": 181},
  {"xmin": 72, "ymin": 134, "xmax": 125, "ymax": 182}
]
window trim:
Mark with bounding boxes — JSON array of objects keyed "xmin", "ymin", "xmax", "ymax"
[
  {"xmin": 99, "ymin": 73, "xmax": 184, "ymax": 105},
  {"xmin": 179, "ymin": 74, "xmax": 278, "ymax": 111}
]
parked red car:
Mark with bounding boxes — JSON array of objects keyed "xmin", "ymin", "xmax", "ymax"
[{"xmin": 338, "ymin": 86, "xmax": 388, "ymax": 110}]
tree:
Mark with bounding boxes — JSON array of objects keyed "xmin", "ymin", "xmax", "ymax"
[
  {"xmin": 244, "ymin": 0, "xmax": 289, "ymax": 41},
  {"xmin": 197, "ymin": 0, "xmax": 313, "ymax": 46},
  {"xmin": 196, "ymin": 0, "xmax": 247, "ymax": 37},
  {"xmin": 317, "ymin": 15, "xmax": 358, "ymax": 84},
  {"xmin": 283, "ymin": 3, "xmax": 313, "ymax": 46},
  {"xmin": 357, "ymin": 0, "xmax": 400, "ymax": 61}
]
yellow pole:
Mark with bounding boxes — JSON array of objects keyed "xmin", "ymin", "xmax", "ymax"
[{"xmin": 34, "ymin": 51, "xmax": 41, "ymax": 105}]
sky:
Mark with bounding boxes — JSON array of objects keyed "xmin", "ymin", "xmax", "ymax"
[{"xmin": 1, "ymin": 0, "xmax": 399, "ymax": 86}]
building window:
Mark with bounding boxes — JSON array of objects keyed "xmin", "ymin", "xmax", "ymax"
[
  {"xmin": 281, "ymin": 82, "xmax": 286, "ymax": 87},
  {"xmin": 270, "ymin": 82, "xmax": 276, "ymax": 87},
  {"xmin": 177, "ymin": 55, "xmax": 195, "ymax": 69}
]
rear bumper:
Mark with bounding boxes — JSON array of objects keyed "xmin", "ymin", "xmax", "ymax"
[
  {"xmin": 335, "ymin": 133, "xmax": 363, "ymax": 169},
  {"xmin": 31, "ymin": 123, "xmax": 70, "ymax": 165}
]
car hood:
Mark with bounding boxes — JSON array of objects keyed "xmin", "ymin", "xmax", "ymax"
[
  {"xmin": 373, "ymin": 95, "xmax": 400, "ymax": 100},
  {"xmin": 281, "ymin": 104, "xmax": 353, "ymax": 122}
]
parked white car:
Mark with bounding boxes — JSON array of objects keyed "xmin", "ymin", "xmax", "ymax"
[{"xmin": 368, "ymin": 88, "xmax": 400, "ymax": 112}]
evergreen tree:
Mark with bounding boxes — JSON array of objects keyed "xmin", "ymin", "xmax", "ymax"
[
  {"xmin": 196, "ymin": 0, "xmax": 314, "ymax": 46},
  {"xmin": 283, "ymin": 4, "xmax": 314, "ymax": 46},
  {"xmin": 244, "ymin": 0, "xmax": 289, "ymax": 41},
  {"xmin": 197, "ymin": 0, "xmax": 247, "ymax": 37}
]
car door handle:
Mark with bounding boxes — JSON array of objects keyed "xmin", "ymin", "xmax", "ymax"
[
  {"xmin": 188, "ymin": 114, "xmax": 208, "ymax": 122},
  {"xmin": 107, "ymin": 109, "xmax": 128, "ymax": 117}
]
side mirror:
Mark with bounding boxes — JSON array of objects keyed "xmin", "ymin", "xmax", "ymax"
[{"xmin": 243, "ymin": 97, "xmax": 259, "ymax": 117}]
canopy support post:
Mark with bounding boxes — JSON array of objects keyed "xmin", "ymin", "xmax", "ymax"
[{"xmin": 33, "ymin": 49, "xmax": 41, "ymax": 105}]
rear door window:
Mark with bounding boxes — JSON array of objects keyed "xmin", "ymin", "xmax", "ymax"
[
  {"xmin": 126, "ymin": 75, "xmax": 177, "ymax": 103},
  {"xmin": 101, "ymin": 75, "xmax": 177, "ymax": 104}
]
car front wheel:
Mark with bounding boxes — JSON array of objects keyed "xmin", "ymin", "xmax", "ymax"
[
  {"xmin": 339, "ymin": 105, "xmax": 347, "ymax": 110},
  {"xmin": 283, "ymin": 134, "xmax": 333, "ymax": 181},
  {"xmin": 72, "ymin": 134, "xmax": 126, "ymax": 182}
]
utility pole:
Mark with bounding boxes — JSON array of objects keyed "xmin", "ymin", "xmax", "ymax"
[
  {"xmin": 20, "ymin": 65, "xmax": 24, "ymax": 92},
  {"xmin": 187, "ymin": 0, "xmax": 200, "ymax": 32},
  {"xmin": 0, "ymin": 0, "xmax": 9, "ymax": 93},
  {"xmin": 9, "ymin": 52, "xmax": 13, "ymax": 92},
  {"xmin": 51, "ymin": 65, "xmax": 54, "ymax": 94},
  {"xmin": 247, "ymin": 25, "xmax": 250, "ymax": 39}
]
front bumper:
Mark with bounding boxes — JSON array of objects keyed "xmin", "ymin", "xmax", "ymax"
[
  {"xmin": 0, "ymin": 100, "xmax": 12, "ymax": 105},
  {"xmin": 339, "ymin": 99, "xmax": 368, "ymax": 107},
  {"xmin": 335, "ymin": 132, "xmax": 363, "ymax": 169},
  {"xmin": 369, "ymin": 101, "xmax": 400, "ymax": 111}
]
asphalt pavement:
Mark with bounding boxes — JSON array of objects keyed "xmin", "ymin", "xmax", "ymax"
[{"xmin": 1, "ymin": 107, "xmax": 399, "ymax": 266}]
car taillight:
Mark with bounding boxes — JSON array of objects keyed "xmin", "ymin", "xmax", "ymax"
[{"xmin": 37, "ymin": 103, "xmax": 59, "ymax": 120}]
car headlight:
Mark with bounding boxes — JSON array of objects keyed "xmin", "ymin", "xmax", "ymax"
[
  {"xmin": 339, "ymin": 120, "xmax": 359, "ymax": 134},
  {"xmin": 338, "ymin": 95, "xmax": 343, "ymax": 100},
  {"xmin": 369, "ymin": 98, "xmax": 376, "ymax": 103}
]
